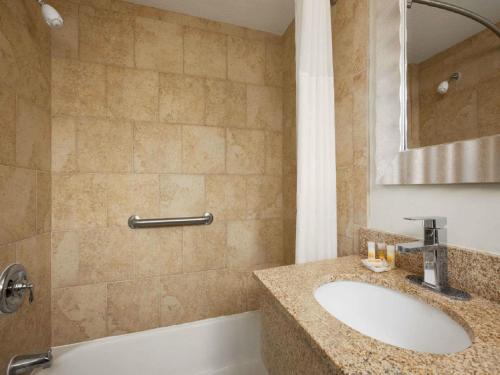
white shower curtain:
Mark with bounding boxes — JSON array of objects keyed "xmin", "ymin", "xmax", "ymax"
[{"xmin": 295, "ymin": 0, "xmax": 337, "ymax": 264}]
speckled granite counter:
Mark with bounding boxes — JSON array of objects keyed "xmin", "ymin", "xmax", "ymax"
[{"xmin": 254, "ymin": 256, "xmax": 500, "ymax": 374}]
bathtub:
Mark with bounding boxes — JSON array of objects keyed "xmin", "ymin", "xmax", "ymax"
[{"xmin": 36, "ymin": 311, "xmax": 267, "ymax": 375}]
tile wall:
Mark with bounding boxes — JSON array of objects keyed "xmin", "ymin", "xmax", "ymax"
[
  {"xmin": 0, "ymin": 0, "xmax": 52, "ymax": 370},
  {"xmin": 332, "ymin": 0, "xmax": 369, "ymax": 256},
  {"xmin": 49, "ymin": 0, "xmax": 287, "ymax": 345}
]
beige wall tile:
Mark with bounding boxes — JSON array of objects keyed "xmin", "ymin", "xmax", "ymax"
[
  {"xmin": 79, "ymin": 11, "xmax": 134, "ymax": 67},
  {"xmin": 52, "ymin": 58, "xmax": 106, "ymax": 117},
  {"xmin": 338, "ymin": 235, "xmax": 354, "ymax": 257},
  {"xmin": 352, "ymin": 0, "xmax": 369, "ymax": 76},
  {"xmin": 247, "ymin": 85, "xmax": 283, "ymax": 131},
  {"xmin": 246, "ymin": 176, "xmax": 283, "ymax": 219},
  {"xmin": 352, "ymin": 71, "xmax": 368, "ymax": 154},
  {"xmin": 183, "ymin": 222, "xmax": 226, "ymax": 272},
  {"xmin": 134, "ymin": 229, "xmax": 182, "ymax": 278},
  {"xmin": 52, "ymin": 173, "xmax": 107, "ymax": 231},
  {"xmin": 52, "ymin": 115, "xmax": 77, "ymax": 172},
  {"xmin": 336, "ymin": 167, "xmax": 353, "ymax": 239},
  {"xmin": 265, "ymin": 42, "xmax": 284, "ymax": 87},
  {"xmin": 107, "ymin": 66, "xmax": 159, "ymax": 121},
  {"xmin": 226, "ymin": 128, "xmax": 266, "ymax": 174},
  {"xmin": 133, "ymin": 122, "xmax": 182, "ymax": 173},
  {"xmin": 353, "ymin": 156, "xmax": 368, "ymax": 227},
  {"xmin": 227, "ymin": 220, "xmax": 265, "ymax": 269},
  {"xmin": 205, "ymin": 20, "xmax": 246, "ymax": 38},
  {"xmin": 110, "ymin": 0, "xmax": 140, "ymax": 15},
  {"xmin": 51, "ymin": 12, "xmax": 78, "ymax": 59},
  {"xmin": 16, "ymin": 233, "xmax": 51, "ymax": 304},
  {"xmin": 107, "ymin": 278, "xmax": 160, "ymax": 335},
  {"xmin": 160, "ymin": 10, "xmax": 208, "ymax": 29},
  {"xmin": 78, "ymin": 0, "xmax": 112, "ymax": 12},
  {"xmin": 51, "ymin": 231, "xmax": 79, "ymax": 288},
  {"xmin": 228, "ymin": 36, "xmax": 265, "ymax": 84},
  {"xmin": 477, "ymin": 77, "xmax": 500, "ymax": 136},
  {"xmin": 227, "ymin": 219, "xmax": 283, "ymax": 269},
  {"xmin": 0, "ymin": 30, "xmax": 20, "ymax": 92},
  {"xmin": 335, "ymin": 94, "xmax": 354, "ymax": 168},
  {"xmin": 283, "ymin": 173, "xmax": 297, "ymax": 218},
  {"xmin": 0, "ymin": 86, "xmax": 16, "ymax": 165},
  {"xmin": 182, "ymin": 125, "xmax": 225, "ymax": 174},
  {"xmin": 160, "ymin": 272, "xmax": 207, "ymax": 326},
  {"xmin": 160, "ymin": 174, "xmax": 205, "ymax": 217},
  {"xmin": 266, "ymin": 131, "xmax": 283, "ymax": 176},
  {"xmin": 159, "ymin": 73, "xmax": 206, "ymax": 125},
  {"xmin": 0, "ymin": 243, "xmax": 16, "ymax": 271},
  {"xmin": 51, "ymin": 227, "xmax": 135, "ymax": 287},
  {"xmin": 205, "ymin": 79, "xmax": 246, "ymax": 128},
  {"xmin": 134, "ymin": 4, "xmax": 163, "ymax": 19},
  {"xmin": 134, "ymin": 17, "xmax": 183, "ymax": 73},
  {"xmin": 16, "ymin": 234, "xmax": 52, "ymax": 340},
  {"xmin": 206, "ymin": 270, "xmax": 245, "ymax": 317},
  {"xmin": 16, "ymin": 98, "xmax": 51, "ymax": 170},
  {"xmin": 77, "ymin": 117, "xmax": 133, "ymax": 173},
  {"xmin": 0, "ymin": 166, "xmax": 36, "ymax": 245},
  {"xmin": 106, "ymin": 173, "xmax": 159, "ymax": 226},
  {"xmin": 184, "ymin": 27, "xmax": 227, "ymax": 79},
  {"xmin": 245, "ymin": 29, "xmax": 282, "ymax": 44},
  {"xmin": 36, "ymin": 171, "xmax": 51, "ymax": 234},
  {"xmin": 283, "ymin": 85, "xmax": 296, "ymax": 129},
  {"xmin": 52, "ymin": 284, "xmax": 107, "ymax": 345},
  {"xmin": 206, "ymin": 175, "xmax": 246, "ymax": 220}
]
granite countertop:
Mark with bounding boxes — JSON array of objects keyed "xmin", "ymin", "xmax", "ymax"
[{"xmin": 254, "ymin": 256, "xmax": 500, "ymax": 374}]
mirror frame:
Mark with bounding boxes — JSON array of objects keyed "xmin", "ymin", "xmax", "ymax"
[{"xmin": 372, "ymin": 0, "xmax": 500, "ymax": 185}]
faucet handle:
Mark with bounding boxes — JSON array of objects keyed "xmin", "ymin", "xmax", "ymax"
[{"xmin": 404, "ymin": 216, "xmax": 447, "ymax": 229}]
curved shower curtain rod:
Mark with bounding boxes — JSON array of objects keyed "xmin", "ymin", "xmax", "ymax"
[{"xmin": 407, "ymin": 0, "xmax": 500, "ymax": 38}]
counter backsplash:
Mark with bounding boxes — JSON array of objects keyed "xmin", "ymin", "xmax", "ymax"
[{"xmin": 358, "ymin": 228, "xmax": 500, "ymax": 302}]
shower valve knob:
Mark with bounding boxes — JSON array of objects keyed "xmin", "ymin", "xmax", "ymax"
[
  {"xmin": 0, "ymin": 264, "xmax": 35, "ymax": 314},
  {"xmin": 9, "ymin": 282, "xmax": 34, "ymax": 304}
]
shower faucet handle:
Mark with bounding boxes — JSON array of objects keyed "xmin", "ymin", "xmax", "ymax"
[
  {"xmin": 0, "ymin": 264, "xmax": 35, "ymax": 314},
  {"xmin": 9, "ymin": 281, "xmax": 34, "ymax": 304}
]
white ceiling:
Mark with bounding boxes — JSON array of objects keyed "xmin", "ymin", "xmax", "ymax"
[
  {"xmin": 127, "ymin": 0, "xmax": 295, "ymax": 35},
  {"xmin": 408, "ymin": 0, "xmax": 500, "ymax": 63}
]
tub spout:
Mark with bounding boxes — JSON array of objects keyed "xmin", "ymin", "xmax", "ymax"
[{"xmin": 7, "ymin": 349, "xmax": 52, "ymax": 375}]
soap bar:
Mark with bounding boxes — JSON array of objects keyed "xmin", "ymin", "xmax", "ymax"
[{"xmin": 361, "ymin": 258, "xmax": 391, "ymax": 273}]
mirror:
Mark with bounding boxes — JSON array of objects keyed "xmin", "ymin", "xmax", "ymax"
[
  {"xmin": 405, "ymin": 0, "xmax": 500, "ymax": 150},
  {"xmin": 371, "ymin": 0, "xmax": 500, "ymax": 185}
]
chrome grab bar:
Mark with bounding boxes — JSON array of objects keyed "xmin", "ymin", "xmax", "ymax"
[{"xmin": 128, "ymin": 212, "xmax": 213, "ymax": 229}]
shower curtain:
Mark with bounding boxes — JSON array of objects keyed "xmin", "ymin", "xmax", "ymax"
[{"xmin": 295, "ymin": 0, "xmax": 337, "ymax": 263}]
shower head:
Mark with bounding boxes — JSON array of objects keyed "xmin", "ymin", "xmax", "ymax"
[
  {"xmin": 436, "ymin": 72, "xmax": 460, "ymax": 95},
  {"xmin": 38, "ymin": 0, "xmax": 63, "ymax": 28}
]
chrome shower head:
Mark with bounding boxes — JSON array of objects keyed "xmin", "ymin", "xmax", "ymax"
[{"xmin": 38, "ymin": 0, "xmax": 63, "ymax": 28}]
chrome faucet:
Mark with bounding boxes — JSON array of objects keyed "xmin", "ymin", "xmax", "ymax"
[
  {"xmin": 397, "ymin": 217, "xmax": 470, "ymax": 300},
  {"xmin": 7, "ymin": 349, "xmax": 52, "ymax": 375}
]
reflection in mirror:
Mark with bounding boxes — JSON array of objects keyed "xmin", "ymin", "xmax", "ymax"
[{"xmin": 405, "ymin": 0, "xmax": 500, "ymax": 149}]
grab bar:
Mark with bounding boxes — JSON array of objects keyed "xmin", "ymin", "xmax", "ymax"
[{"xmin": 128, "ymin": 212, "xmax": 214, "ymax": 229}]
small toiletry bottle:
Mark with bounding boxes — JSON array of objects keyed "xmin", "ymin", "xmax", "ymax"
[
  {"xmin": 367, "ymin": 241, "xmax": 376, "ymax": 260},
  {"xmin": 377, "ymin": 242, "xmax": 387, "ymax": 260},
  {"xmin": 386, "ymin": 245, "xmax": 396, "ymax": 269}
]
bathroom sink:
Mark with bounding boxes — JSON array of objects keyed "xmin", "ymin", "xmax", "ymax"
[{"xmin": 314, "ymin": 281, "xmax": 471, "ymax": 354}]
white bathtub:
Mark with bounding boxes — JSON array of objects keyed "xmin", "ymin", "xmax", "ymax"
[{"xmin": 37, "ymin": 312, "xmax": 267, "ymax": 375}]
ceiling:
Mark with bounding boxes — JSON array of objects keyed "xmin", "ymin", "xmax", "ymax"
[
  {"xmin": 127, "ymin": 0, "xmax": 295, "ymax": 35},
  {"xmin": 408, "ymin": 0, "xmax": 500, "ymax": 63}
]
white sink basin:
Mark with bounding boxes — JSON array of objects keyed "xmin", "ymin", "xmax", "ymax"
[{"xmin": 314, "ymin": 281, "xmax": 471, "ymax": 354}]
